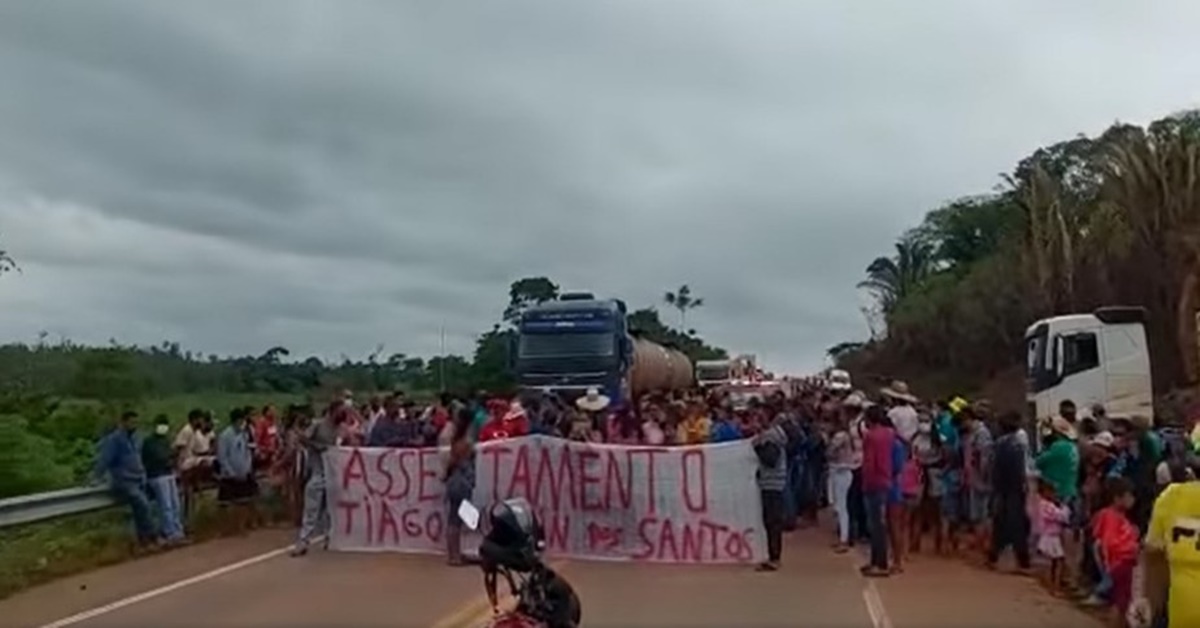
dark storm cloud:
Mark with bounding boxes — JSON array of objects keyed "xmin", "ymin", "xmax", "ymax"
[{"xmin": 1, "ymin": 0, "xmax": 1199, "ymax": 372}]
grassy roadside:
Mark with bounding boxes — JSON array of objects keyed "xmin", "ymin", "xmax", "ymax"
[{"xmin": 0, "ymin": 491, "xmax": 285, "ymax": 600}]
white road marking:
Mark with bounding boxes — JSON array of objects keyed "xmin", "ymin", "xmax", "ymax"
[
  {"xmin": 847, "ymin": 546, "xmax": 895, "ymax": 628},
  {"xmin": 862, "ymin": 580, "xmax": 895, "ymax": 628},
  {"xmin": 35, "ymin": 541, "xmax": 306, "ymax": 628}
]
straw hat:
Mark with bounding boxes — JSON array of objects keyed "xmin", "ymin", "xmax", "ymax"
[
  {"xmin": 1092, "ymin": 431, "xmax": 1115, "ymax": 449},
  {"xmin": 576, "ymin": 388, "xmax": 611, "ymax": 412},
  {"xmin": 842, "ymin": 392, "xmax": 867, "ymax": 408},
  {"xmin": 880, "ymin": 380, "xmax": 918, "ymax": 404}
]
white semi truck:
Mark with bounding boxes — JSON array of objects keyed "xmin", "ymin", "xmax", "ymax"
[{"xmin": 1024, "ymin": 306, "xmax": 1154, "ymax": 424}]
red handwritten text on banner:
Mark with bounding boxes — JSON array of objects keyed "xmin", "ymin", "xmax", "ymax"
[{"xmin": 324, "ymin": 435, "xmax": 765, "ymax": 564}]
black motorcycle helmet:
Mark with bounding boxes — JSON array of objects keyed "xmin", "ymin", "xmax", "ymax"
[{"xmin": 480, "ymin": 497, "xmax": 545, "ymax": 572}]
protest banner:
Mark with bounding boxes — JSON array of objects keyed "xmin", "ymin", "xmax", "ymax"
[{"xmin": 324, "ymin": 435, "xmax": 766, "ymax": 564}]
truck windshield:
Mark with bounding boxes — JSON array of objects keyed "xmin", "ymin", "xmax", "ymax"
[
  {"xmin": 1025, "ymin": 327, "xmax": 1048, "ymax": 381},
  {"xmin": 518, "ymin": 332, "xmax": 614, "ymax": 358},
  {"xmin": 697, "ymin": 365, "xmax": 730, "ymax": 381}
]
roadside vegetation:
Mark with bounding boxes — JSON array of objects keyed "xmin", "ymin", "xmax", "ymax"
[
  {"xmin": 0, "ymin": 274, "xmax": 724, "ymax": 500},
  {"xmin": 836, "ymin": 110, "xmax": 1200, "ymax": 413}
]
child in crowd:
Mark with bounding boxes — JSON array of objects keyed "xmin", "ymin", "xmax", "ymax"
[
  {"xmin": 1036, "ymin": 478, "xmax": 1071, "ymax": 595},
  {"xmin": 1090, "ymin": 477, "xmax": 1139, "ymax": 627}
]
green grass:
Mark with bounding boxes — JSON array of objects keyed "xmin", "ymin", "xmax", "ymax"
[{"xmin": 138, "ymin": 392, "xmax": 305, "ymax": 426}]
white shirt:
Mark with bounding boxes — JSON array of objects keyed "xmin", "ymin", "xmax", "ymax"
[{"xmin": 888, "ymin": 405, "xmax": 920, "ymax": 443}]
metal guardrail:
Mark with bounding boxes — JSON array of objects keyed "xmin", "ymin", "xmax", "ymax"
[
  {"xmin": 0, "ymin": 486, "xmax": 118, "ymax": 529},
  {"xmin": 0, "ymin": 472, "xmax": 268, "ymax": 529}
]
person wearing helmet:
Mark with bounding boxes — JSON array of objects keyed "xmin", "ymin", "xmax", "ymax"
[{"xmin": 480, "ymin": 498, "xmax": 580, "ymax": 628}]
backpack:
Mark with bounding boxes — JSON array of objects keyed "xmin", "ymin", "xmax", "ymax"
[{"xmin": 899, "ymin": 455, "xmax": 924, "ymax": 497}]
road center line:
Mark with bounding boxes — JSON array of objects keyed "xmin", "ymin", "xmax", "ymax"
[
  {"xmin": 35, "ymin": 543, "xmax": 301, "ymax": 628},
  {"xmin": 846, "ymin": 546, "xmax": 894, "ymax": 628},
  {"xmin": 862, "ymin": 580, "xmax": 894, "ymax": 628},
  {"xmin": 430, "ymin": 559, "xmax": 569, "ymax": 628}
]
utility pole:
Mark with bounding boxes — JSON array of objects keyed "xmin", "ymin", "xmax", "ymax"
[{"xmin": 439, "ymin": 324, "xmax": 447, "ymax": 392}]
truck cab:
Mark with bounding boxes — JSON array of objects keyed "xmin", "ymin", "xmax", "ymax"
[
  {"xmin": 1025, "ymin": 306, "xmax": 1153, "ymax": 424},
  {"xmin": 514, "ymin": 293, "xmax": 632, "ymax": 401},
  {"xmin": 695, "ymin": 359, "xmax": 732, "ymax": 388}
]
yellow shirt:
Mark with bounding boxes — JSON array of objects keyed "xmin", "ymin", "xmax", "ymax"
[
  {"xmin": 676, "ymin": 416, "xmax": 712, "ymax": 445},
  {"xmin": 1146, "ymin": 482, "xmax": 1200, "ymax": 627}
]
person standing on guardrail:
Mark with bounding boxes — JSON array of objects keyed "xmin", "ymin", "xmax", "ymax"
[
  {"xmin": 95, "ymin": 410, "xmax": 160, "ymax": 548},
  {"xmin": 143, "ymin": 414, "xmax": 186, "ymax": 545}
]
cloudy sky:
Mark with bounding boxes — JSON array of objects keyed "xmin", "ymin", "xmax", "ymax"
[{"xmin": 1, "ymin": 1, "xmax": 1199, "ymax": 374}]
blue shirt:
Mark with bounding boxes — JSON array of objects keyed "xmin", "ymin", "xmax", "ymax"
[
  {"xmin": 217, "ymin": 425, "xmax": 254, "ymax": 479},
  {"xmin": 711, "ymin": 419, "xmax": 742, "ymax": 443},
  {"xmin": 889, "ymin": 438, "xmax": 907, "ymax": 502},
  {"xmin": 95, "ymin": 428, "xmax": 146, "ymax": 486}
]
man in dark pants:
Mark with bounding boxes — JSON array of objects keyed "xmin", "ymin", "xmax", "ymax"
[
  {"xmin": 754, "ymin": 418, "xmax": 788, "ymax": 571},
  {"xmin": 860, "ymin": 405, "xmax": 895, "ymax": 577},
  {"xmin": 986, "ymin": 412, "xmax": 1032, "ymax": 572}
]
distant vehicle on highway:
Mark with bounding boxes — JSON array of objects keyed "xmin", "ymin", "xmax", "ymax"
[
  {"xmin": 696, "ymin": 359, "xmax": 732, "ymax": 388},
  {"xmin": 826, "ymin": 369, "xmax": 852, "ymax": 393}
]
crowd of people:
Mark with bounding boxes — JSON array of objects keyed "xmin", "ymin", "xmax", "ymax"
[
  {"xmin": 756, "ymin": 383, "xmax": 1200, "ymax": 628},
  {"xmin": 93, "ymin": 381, "xmax": 1200, "ymax": 627}
]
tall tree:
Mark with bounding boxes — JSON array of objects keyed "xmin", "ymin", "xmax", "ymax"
[
  {"xmin": 503, "ymin": 277, "xmax": 560, "ymax": 323},
  {"xmin": 857, "ymin": 233, "xmax": 935, "ymax": 316},
  {"xmin": 1093, "ymin": 116, "xmax": 1200, "ymax": 385},
  {"xmin": 663, "ymin": 284, "xmax": 704, "ymax": 328}
]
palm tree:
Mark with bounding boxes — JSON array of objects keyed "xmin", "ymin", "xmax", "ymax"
[
  {"xmin": 856, "ymin": 233, "xmax": 934, "ymax": 314},
  {"xmin": 1092, "ymin": 116, "xmax": 1200, "ymax": 385},
  {"xmin": 664, "ymin": 284, "xmax": 704, "ymax": 329}
]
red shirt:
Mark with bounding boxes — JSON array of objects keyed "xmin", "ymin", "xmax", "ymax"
[
  {"xmin": 478, "ymin": 416, "xmax": 530, "ymax": 442},
  {"xmin": 862, "ymin": 425, "xmax": 896, "ymax": 492},
  {"xmin": 251, "ymin": 416, "xmax": 279, "ymax": 460},
  {"xmin": 1091, "ymin": 506, "xmax": 1139, "ymax": 568}
]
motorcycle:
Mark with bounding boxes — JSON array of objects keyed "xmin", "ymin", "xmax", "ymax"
[{"xmin": 461, "ymin": 499, "xmax": 582, "ymax": 628}]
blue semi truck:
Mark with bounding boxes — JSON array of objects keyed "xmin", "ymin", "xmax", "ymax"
[{"xmin": 514, "ymin": 293, "xmax": 693, "ymax": 403}]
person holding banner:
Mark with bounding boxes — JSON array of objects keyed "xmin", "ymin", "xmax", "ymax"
[
  {"xmin": 444, "ymin": 408, "xmax": 477, "ymax": 566},
  {"xmin": 753, "ymin": 416, "xmax": 789, "ymax": 571},
  {"xmin": 290, "ymin": 404, "xmax": 340, "ymax": 557}
]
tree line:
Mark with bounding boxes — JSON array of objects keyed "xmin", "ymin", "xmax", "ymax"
[
  {"xmin": 838, "ymin": 109, "xmax": 1200, "ymax": 399},
  {"xmin": 0, "ymin": 273, "xmax": 725, "ymax": 497}
]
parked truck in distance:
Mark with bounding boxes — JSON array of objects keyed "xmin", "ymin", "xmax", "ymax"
[
  {"xmin": 1025, "ymin": 306, "xmax": 1154, "ymax": 425},
  {"xmin": 514, "ymin": 292, "xmax": 693, "ymax": 403},
  {"xmin": 695, "ymin": 359, "xmax": 732, "ymax": 388}
]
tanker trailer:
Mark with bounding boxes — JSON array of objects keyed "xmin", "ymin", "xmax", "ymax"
[
  {"xmin": 514, "ymin": 292, "xmax": 694, "ymax": 403},
  {"xmin": 628, "ymin": 337, "xmax": 695, "ymax": 396}
]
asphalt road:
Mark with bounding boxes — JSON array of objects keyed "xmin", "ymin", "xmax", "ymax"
[{"xmin": 1, "ymin": 526, "xmax": 1099, "ymax": 627}]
